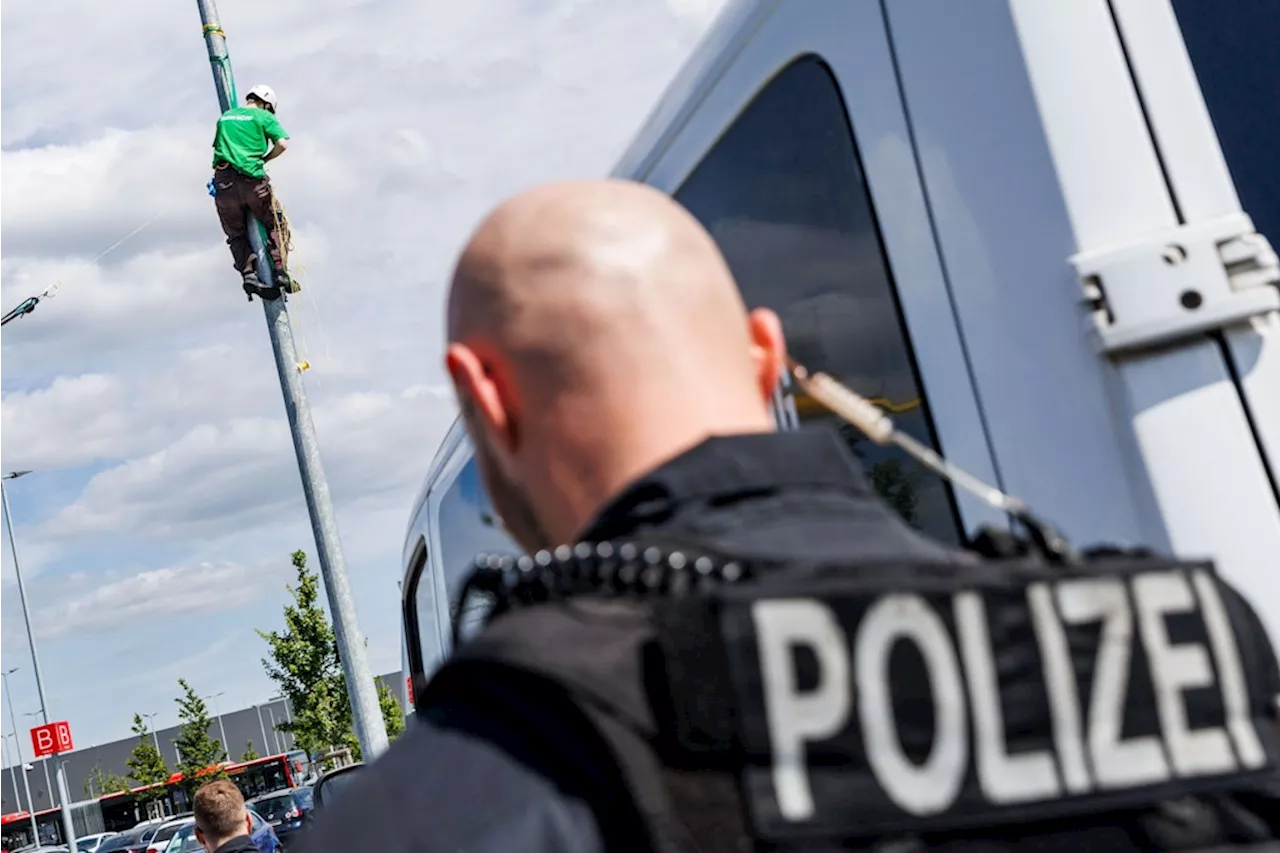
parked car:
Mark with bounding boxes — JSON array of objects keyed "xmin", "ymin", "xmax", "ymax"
[
  {"xmin": 311, "ymin": 764, "xmax": 362, "ymax": 811},
  {"xmin": 247, "ymin": 787, "xmax": 313, "ymax": 846},
  {"xmin": 159, "ymin": 812, "xmax": 277, "ymax": 853},
  {"xmin": 75, "ymin": 834, "xmax": 114, "ymax": 853},
  {"xmin": 96, "ymin": 824, "xmax": 154, "ymax": 853},
  {"xmin": 143, "ymin": 816, "xmax": 193, "ymax": 853}
]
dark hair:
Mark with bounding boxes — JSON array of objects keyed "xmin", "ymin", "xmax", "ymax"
[{"xmin": 247, "ymin": 94, "xmax": 274, "ymax": 113}]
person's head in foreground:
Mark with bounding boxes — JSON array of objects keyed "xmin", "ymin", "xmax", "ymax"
[
  {"xmin": 193, "ymin": 779, "xmax": 251, "ymax": 852},
  {"xmin": 445, "ymin": 177, "xmax": 787, "ymax": 553}
]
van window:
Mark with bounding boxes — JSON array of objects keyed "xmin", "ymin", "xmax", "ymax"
[
  {"xmin": 435, "ymin": 456, "xmax": 518, "ymax": 639},
  {"xmin": 1172, "ymin": 0, "xmax": 1279, "ymax": 247},
  {"xmin": 674, "ymin": 54, "xmax": 962, "ymax": 545},
  {"xmin": 405, "ymin": 541, "xmax": 436, "ymax": 675}
]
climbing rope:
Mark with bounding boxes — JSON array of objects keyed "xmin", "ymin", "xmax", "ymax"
[
  {"xmin": 203, "ymin": 22, "xmax": 238, "ymax": 106},
  {"xmin": 1, "ymin": 208, "xmax": 167, "ymax": 327},
  {"xmin": 268, "ymin": 193, "xmax": 336, "ymax": 377}
]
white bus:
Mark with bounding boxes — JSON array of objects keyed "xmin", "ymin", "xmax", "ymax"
[{"xmin": 398, "ymin": 0, "xmax": 1280, "ymax": 717}]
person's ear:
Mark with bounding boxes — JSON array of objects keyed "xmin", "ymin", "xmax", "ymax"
[
  {"xmin": 446, "ymin": 342, "xmax": 520, "ymax": 454},
  {"xmin": 245, "ymin": 814, "xmax": 253, "ymax": 834},
  {"xmin": 747, "ymin": 307, "xmax": 787, "ymax": 403}
]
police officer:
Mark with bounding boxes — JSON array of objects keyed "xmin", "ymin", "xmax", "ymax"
[{"xmin": 298, "ymin": 179, "xmax": 1279, "ymax": 852}]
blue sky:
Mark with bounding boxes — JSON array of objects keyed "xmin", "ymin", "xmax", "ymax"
[{"xmin": 1, "ymin": 0, "xmax": 727, "ymax": 755}]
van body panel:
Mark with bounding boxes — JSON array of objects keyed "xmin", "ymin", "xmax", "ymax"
[{"xmin": 400, "ymin": 0, "xmax": 1280, "ymax": 691}]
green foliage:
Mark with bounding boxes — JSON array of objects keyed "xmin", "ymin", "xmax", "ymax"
[
  {"xmin": 258, "ymin": 550, "xmax": 352, "ymax": 755},
  {"xmin": 85, "ymin": 764, "xmax": 132, "ymax": 798},
  {"xmin": 125, "ymin": 713, "xmax": 170, "ymax": 802},
  {"xmin": 173, "ymin": 679, "xmax": 227, "ymax": 796},
  {"xmin": 378, "ymin": 680, "xmax": 405, "ymax": 743},
  {"xmin": 259, "ymin": 550, "xmax": 410, "ymax": 763},
  {"xmin": 840, "ymin": 422, "xmax": 922, "ymax": 529},
  {"xmin": 240, "ymin": 742, "xmax": 260, "ymax": 762},
  {"xmin": 866, "ymin": 457, "xmax": 920, "ymax": 527}
]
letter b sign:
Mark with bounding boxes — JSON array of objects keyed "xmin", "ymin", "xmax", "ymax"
[{"xmin": 30, "ymin": 721, "xmax": 73, "ymax": 757}]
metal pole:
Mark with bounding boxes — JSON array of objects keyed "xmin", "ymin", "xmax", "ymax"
[
  {"xmin": 273, "ymin": 696, "xmax": 294, "ymax": 750},
  {"xmin": 4, "ymin": 662, "xmax": 40, "ymax": 842},
  {"xmin": 254, "ymin": 706, "xmax": 269, "ymax": 755},
  {"xmin": 194, "ymin": 0, "xmax": 387, "ymax": 761},
  {"xmin": 2, "ymin": 738, "xmax": 22, "ymax": 824},
  {"xmin": 25, "ymin": 715, "xmax": 53, "ymax": 807},
  {"xmin": 205, "ymin": 694, "xmax": 228, "ymax": 760},
  {"xmin": 2, "ymin": 475, "xmax": 77, "ymax": 849},
  {"xmin": 265, "ymin": 707, "xmax": 282, "ymax": 754},
  {"xmin": 142, "ymin": 713, "xmax": 162, "ymax": 754}
]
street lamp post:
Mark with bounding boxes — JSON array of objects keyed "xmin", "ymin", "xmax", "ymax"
[
  {"xmin": 269, "ymin": 696, "xmax": 293, "ymax": 751},
  {"xmin": 141, "ymin": 713, "xmax": 163, "ymax": 755},
  {"xmin": 203, "ymin": 693, "xmax": 228, "ymax": 760},
  {"xmin": 3, "ymin": 470, "xmax": 77, "ymax": 849},
  {"xmin": 24, "ymin": 712, "xmax": 54, "ymax": 807},
  {"xmin": 2, "ymin": 736, "xmax": 21, "ymax": 816},
  {"xmin": 253, "ymin": 706, "xmax": 269, "ymax": 756},
  {"xmin": 39, "ymin": 758, "xmax": 52, "ymax": 812},
  {"xmin": 2, "ymin": 670, "xmax": 39, "ymax": 843},
  {"xmin": 265, "ymin": 707, "xmax": 281, "ymax": 754}
]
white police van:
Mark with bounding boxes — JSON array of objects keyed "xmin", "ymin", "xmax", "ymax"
[{"xmin": 398, "ymin": 0, "xmax": 1280, "ymax": 719}]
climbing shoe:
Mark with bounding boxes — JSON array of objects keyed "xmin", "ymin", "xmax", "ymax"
[
  {"xmin": 275, "ymin": 268, "xmax": 301, "ymax": 294},
  {"xmin": 242, "ymin": 272, "xmax": 262, "ymax": 301}
]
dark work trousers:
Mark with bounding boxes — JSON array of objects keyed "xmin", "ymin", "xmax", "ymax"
[{"xmin": 212, "ymin": 163, "xmax": 285, "ymax": 277}]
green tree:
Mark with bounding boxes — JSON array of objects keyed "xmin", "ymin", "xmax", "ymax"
[
  {"xmin": 260, "ymin": 550, "xmax": 410, "ymax": 762},
  {"xmin": 378, "ymin": 681, "xmax": 405, "ymax": 743},
  {"xmin": 258, "ymin": 551, "xmax": 351, "ymax": 754},
  {"xmin": 125, "ymin": 713, "xmax": 171, "ymax": 804},
  {"xmin": 85, "ymin": 765, "xmax": 132, "ymax": 798},
  {"xmin": 867, "ymin": 457, "xmax": 920, "ymax": 527},
  {"xmin": 173, "ymin": 679, "xmax": 227, "ymax": 797},
  {"xmin": 328, "ymin": 679, "xmax": 405, "ymax": 762},
  {"xmin": 240, "ymin": 742, "xmax": 260, "ymax": 762},
  {"xmin": 840, "ymin": 422, "xmax": 922, "ymax": 528}
]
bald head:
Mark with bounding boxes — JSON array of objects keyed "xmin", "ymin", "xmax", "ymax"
[{"xmin": 444, "ymin": 178, "xmax": 785, "ymax": 550}]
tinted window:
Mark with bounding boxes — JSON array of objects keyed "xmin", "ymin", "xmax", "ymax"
[
  {"xmin": 674, "ymin": 55, "xmax": 961, "ymax": 544},
  {"xmin": 252, "ymin": 794, "xmax": 293, "ymax": 815},
  {"xmin": 433, "ymin": 456, "xmax": 519, "ymax": 641},
  {"xmin": 152, "ymin": 823, "xmax": 182, "ymax": 843},
  {"xmin": 233, "ymin": 761, "xmax": 287, "ymax": 798},
  {"xmin": 1172, "ymin": 1, "xmax": 1279, "ymax": 248},
  {"xmin": 166, "ymin": 826, "xmax": 201, "ymax": 853},
  {"xmin": 294, "ymin": 788, "xmax": 314, "ymax": 809},
  {"xmin": 408, "ymin": 541, "xmax": 438, "ymax": 674}
]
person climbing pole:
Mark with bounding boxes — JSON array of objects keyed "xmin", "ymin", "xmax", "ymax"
[{"xmin": 210, "ymin": 83, "xmax": 298, "ymax": 301}]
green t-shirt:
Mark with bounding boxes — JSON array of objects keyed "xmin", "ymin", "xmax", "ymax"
[{"xmin": 211, "ymin": 105, "xmax": 289, "ymax": 178}]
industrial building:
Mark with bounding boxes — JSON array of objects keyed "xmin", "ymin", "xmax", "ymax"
[{"xmin": 0, "ymin": 671, "xmax": 401, "ymax": 815}]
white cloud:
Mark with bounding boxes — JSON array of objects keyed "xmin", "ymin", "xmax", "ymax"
[
  {"xmin": 42, "ymin": 384, "xmax": 454, "ymax": 541},
  {"xmin": 0, "ymin": 0, "xmax": 730, "ymax": 748},
  {"xmin": 35, "ymin": 560, "xmax": 274, "ymax": 638},
  {"xmin": 665, "ymin": 0, "xmax": 730, "ymax": 29}
]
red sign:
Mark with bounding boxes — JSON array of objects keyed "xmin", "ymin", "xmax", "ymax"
[
  {"xmin": 406, "ymin": 675, "xmax": 415, "ymax": 707},
  {"xmin": 30, "ymin": 721, "xmax": 73, "ymax": 757}
]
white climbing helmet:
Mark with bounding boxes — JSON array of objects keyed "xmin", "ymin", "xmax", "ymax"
[{"xmin": 246, "ymin": 84, "xmax": 278, "ymax": 112}]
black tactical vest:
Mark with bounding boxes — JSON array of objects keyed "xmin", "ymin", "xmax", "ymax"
[{"xmin": 421, "ymin": 538, "xmax": 1280, "ymax": 853}]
